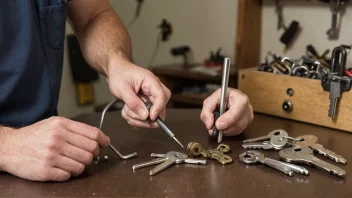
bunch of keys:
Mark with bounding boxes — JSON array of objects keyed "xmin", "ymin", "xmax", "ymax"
[{"xmin": 187, "ymin": 142, "xmax": 233, "ymax": 165}]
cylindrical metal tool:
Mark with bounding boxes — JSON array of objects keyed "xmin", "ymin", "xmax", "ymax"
[
  {"xmin": 140, "ymin": 96, "xmax": 184, "ymax": 148},
  {"xmin": 218, "ymin": 58, "xmax": 231, "ymax": 143}
]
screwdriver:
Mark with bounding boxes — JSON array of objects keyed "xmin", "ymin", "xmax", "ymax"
[{"xmin": 139, "ymin": 95, "xmax": 185, "ymax": 148}]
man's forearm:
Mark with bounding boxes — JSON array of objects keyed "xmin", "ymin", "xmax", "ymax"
[
  {"xmin": 0, "ymin": 126, "xmax": 14, "ymax": 171},
  {"xmin": 70, "ymin": 6, "xmax": 133, "ymax": 76}
]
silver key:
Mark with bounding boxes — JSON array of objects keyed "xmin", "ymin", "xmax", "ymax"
[
  {"xmin": 279, "ymin": 146, "xmax": 346, "ymax": 178},
  {"xmin": 243, "ymin": 129, "xmax": 288, "ymax": 143},
  {"xmin": 132, "ymin": 151, "xmax": 206, "ymax": 176},
  {"xmin": 242, "ymin": 135, "xmax": 288, "ymax": 150},
  {"xmin": 295, "ymin": 135, "xmax": 346, "ymax": 164},
  {"xmin": 239, "ymin": 150, "xmax": 293, "ymax": 176},
  {"xmin": 328, "ymin": 80, "xmax": 341, "ymax": 119}
]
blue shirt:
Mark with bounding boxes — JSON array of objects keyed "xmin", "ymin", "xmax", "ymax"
[{"xmin": 0, "ymin": 0, "xmax": 68, "ymax": 127}]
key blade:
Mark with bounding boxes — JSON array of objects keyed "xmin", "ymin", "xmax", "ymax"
[
  {"xmin": 242, "ymin": 141, "xmax": 273, "ymax": 150},
  {"xmin": 328, "ymin": 81, "xmax": 341, "ymax": 119},
  {"xmin": 265, "ymin": 158, "xmax": 309, "ymax": 175},
  {"xmin": 301, "ymin": 155, "xmax": 346, "ymax": 178},
  {"xmin": 263, "ymin": 158, "xmax": 294, "ymax": 177},
  {"xmin": 132, "ymin": 158, "xmax": 167, "ymax": 170},
  {"xmin": 184, "ymin": 159, "xmax": 207, "ymax": 165},
  {"xmin": 243, "ymin": 142, "xmax": 273, "ymax": 150},
  {"xmin": 243, "ymin": 135, "xmax": 270, "ymax": 143},
  {"xmin": 311, "ymin": 144, "xmax": 347, "ymax": 164},
  {"xmin": 149, "ymin": 158, "xmax": 176, "ymax": 176},
  {"xmin": 150, "ymin": 153, "xmax": 166, "ymax": 158}
]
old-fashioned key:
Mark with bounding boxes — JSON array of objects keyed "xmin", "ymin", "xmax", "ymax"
[
  {"xmin": 243, "ymin": 129, "xmax": 288, "ymax": 143},
  {"xmin": 326, "ymin": 0, "xmax": 341, "ymax": 40},
  {"xmin": 279, "ymin": 146, "xmax": 346, "ymax": 178},
  {"xmin": 295, "ymin": 135, "xmax": 346, "ymax": 164},
  {"xmin": 187, "ymin": 142, "xmax": 232, "ymax": 164},
  {"xmin": 242, "ymin": 135, "xmax": 288, "ymax": 150},
  {"xmin": 239, "ymin": 150, "xmax": 294, "ymax": 176},
  {"xmin": 132, "ymin": 151, "xmax": 206, "ymax": 176}
]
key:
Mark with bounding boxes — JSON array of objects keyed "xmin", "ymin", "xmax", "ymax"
[
  {"xmin": 279, "ymin": 146, "xmax": 346, "ymax": 178},
  {"xmin": 295, "ymin": 135, "xmax": 346, "ymax": 164},
  {"xmin": 187, "ymin": 142, "xmax": 232, "ymax": 164},
  {"xmin": 242, "ymin": 134, "xmax": 288, "ymax": 150},
  {"xmin": 132, "ymin": 151, "xmax": 206, "ymax": 176},
  {"xmin": 239, "ymin": 150, "xmax": 294, "ymax": 176},
  {"xmin": 326, "ymin": 0, "xmax": 340, "ymax": 40},
  {"xmin": 329, "ymin": 80, "xmax": 341, "ymax": 119},
  {"xmin": 243, "ymin": 129, "xmax": 288, "ymax": 143}
]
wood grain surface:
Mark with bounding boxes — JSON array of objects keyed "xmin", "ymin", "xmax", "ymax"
[
  {"xmin": 238, "ymin": 68, "xmax": 352, "ymax": 132},
  {"xmin": 0, "ymin": 109, "xmax": 351, "ymax": 198}
]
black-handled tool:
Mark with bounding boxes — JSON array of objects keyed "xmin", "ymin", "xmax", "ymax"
[{"xmin": 139, "ymin": 95, "xmax": 184, "ymax": 148}]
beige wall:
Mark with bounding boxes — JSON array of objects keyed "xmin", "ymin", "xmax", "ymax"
[
  {"xmin": 261, "ymin": 0, "xmax": 352, "ymax": 65},
  {"xmin": 58, "ymin": 0, "xmax": 238, "ymax": 118}
]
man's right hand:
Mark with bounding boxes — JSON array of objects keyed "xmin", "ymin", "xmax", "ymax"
[{"xmin": 1, "ymin": 117, "xmax": 110, "ymax": 182}]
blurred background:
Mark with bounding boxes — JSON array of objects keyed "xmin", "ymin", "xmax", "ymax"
[{"xmin": 59, "ymin": 0, "xmax": 352, "ymax": 118}]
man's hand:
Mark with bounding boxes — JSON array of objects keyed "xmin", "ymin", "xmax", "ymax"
[
  {"xmin": 1, "ymin": 117, "xmax": 110, "ymax": 182},
  {"xmin": 200, "ymin": 88, "xmax": 254, "ymax": 136},
  {"xmin": 108, "ymin": 59, "xmax": 171, "ymax": 129}
]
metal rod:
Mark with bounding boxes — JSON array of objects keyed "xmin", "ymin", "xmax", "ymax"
[
  {"xmin": 218, "ymin": 58, "xmax": 231, "ymax": 143},
  {"xmin": 99, "ymin": 98, "xmax": 137, "ymax": 159},
  {"xmin": 139, "ymin": 95, "xmax": 184, "ymax": 148}
]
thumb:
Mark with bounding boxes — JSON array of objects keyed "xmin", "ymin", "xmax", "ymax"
[{"xmin": 120, "ymin": 88, "xmax": 149, "ymax": 120}]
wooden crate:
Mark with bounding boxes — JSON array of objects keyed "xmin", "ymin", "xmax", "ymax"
[{"xmin": 238, "ymin": 68, "xmax": 352, "ymax": 132}]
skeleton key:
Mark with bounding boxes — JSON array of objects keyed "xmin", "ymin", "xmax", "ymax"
[
  {"xmin": 326, "ymin": 0, "xmax": 341, "ymax": 40},
  {"xmin": 187, "ymin": 142, "xmax": 232, "ymax": 164},
  {"xmin": 295, "ymin": 135, "xmax": 346, "ymax": 164},
  {"xmin": 279, "ymin": 146, "xmax": 346, "ymax": 178}
]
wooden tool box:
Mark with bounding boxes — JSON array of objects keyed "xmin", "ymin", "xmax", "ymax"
[{"xmin": 238, "ymin": 68, "xmax": 352, "ymax": 132}]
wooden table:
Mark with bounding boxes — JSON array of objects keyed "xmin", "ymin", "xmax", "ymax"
[{"xmin": 0, "ymin": 109, "xmax": 351, "ymax": 197}]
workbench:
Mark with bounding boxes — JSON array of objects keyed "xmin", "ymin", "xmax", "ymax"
[{"xmin": 0, "ymin": 109, "xmax": 351, "ymax": 197}]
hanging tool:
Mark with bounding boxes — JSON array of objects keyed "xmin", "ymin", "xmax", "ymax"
[{"xmin": 138, "ymin": 94, "xmax": 185, "ymax": 148}]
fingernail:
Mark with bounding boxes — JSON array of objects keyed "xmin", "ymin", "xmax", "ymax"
[
  {"xmin": 208, "ymin": 129, "xmax": 213, "ymax": 135},
  {"xmin": 139, "ymin": 109, "xmax": 148, "ymax": 119}
]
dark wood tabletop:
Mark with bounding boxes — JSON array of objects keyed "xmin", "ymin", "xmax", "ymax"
[{"xmin": 0, "ymin": 109, "xmax": 351, "ymax": 198}]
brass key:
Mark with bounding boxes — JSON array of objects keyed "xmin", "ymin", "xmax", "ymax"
[{"xmin": 187, "ymin": 142, "xmax": 232, "ymax": 164}]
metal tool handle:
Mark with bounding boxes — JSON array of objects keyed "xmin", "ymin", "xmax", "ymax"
[{"xmin": 218, "ymin": 58, "xmax": 231, "ymax": 143}]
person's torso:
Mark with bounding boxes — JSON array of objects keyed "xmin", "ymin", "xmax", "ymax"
[{"xmin": 0, "ymin": 0, "xmax": 68, "ymax": 127}]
